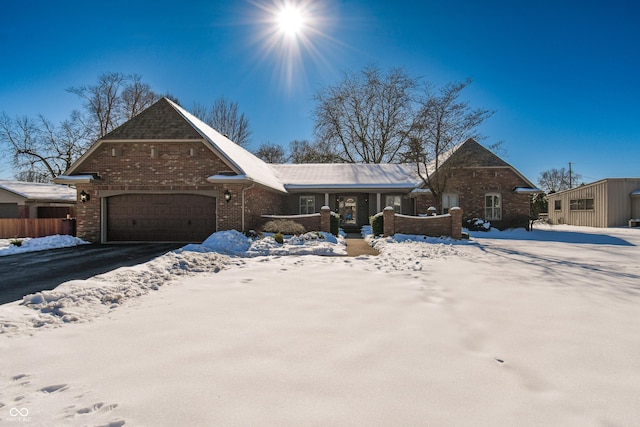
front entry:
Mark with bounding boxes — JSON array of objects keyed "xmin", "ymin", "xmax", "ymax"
[{"xmin": 338, "ymin": 195, "xmax": 357, "ymax": 226}]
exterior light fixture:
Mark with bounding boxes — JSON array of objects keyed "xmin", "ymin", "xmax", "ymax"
[
  {"xmin": 80, "ymin": 190, "xmax": 90, "ymax": 203},
  {"xmin": 224, "ymin": 189, "xmax": 231, "ymax": 203}
]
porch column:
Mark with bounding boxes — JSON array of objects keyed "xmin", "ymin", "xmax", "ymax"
[
  {"xmin": 383, "ymin": 206, "xmax": 395, "ymax": 236},
  {"xmin": 376, "ymin": 193, "xmax": 381, "ymax": 212},
  {"xmin": 449, "ymin": 207, "xmax": 463, "ymax": 240},
  {"xmin": 320, "ymin": 206, "xmax": 331, "ymax": 233},
  {"xmin": 325, "ymin": 193, "xmax": 330, "ymax": 207}
]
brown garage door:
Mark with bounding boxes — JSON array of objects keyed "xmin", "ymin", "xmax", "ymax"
[{"xmin": 107, "ymin": 194, "xmax": 216, "ymax": 242}]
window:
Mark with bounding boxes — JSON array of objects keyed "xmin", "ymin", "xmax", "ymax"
[
  {"xmin": 442, "ymin": 193, "xmax": 459, "ymax": 214},
  {"xmin": 385, "ymin": 195, "xmax": 402, "ymax": 212},
  {"xmin": 569, "ymin": 198, "xmax": 594, "ymax": 211},
  {"xmin": 485, "ymin": 193, "xmax": 502, "ymax": 220},
  {"xmin": 554, "ymin": 200, "xmax": 562, "ymax": 211},
  {"xmin": 299, "ymin": 196, "xmax": 315, "ymax": 214}
]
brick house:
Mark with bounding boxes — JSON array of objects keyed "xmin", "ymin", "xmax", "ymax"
[{"xmin": 55, "ymin": 98, "xmax": 539, "ymax": 242}]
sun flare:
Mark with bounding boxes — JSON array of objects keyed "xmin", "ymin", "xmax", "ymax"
[
  {"xmin": 278, "ymin": 5, "xmax": 304, "ymax": 36},
  {"xmin": 245, "ymin": 0, "xmax": 339, "ymax": 91}
]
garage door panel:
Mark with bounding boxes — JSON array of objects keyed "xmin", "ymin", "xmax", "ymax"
[{"xmin": 107, "ymin": 194, "xmax": 216, "ymax": 242}]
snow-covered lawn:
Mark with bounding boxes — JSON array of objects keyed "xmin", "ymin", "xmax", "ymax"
[
  {"xmin": 1, "ymin": 225, "xmax": 639, "ymax": 426},
  {"xmin": 0, "ymin": 235, "xmax": 88, "ymax": 257}
]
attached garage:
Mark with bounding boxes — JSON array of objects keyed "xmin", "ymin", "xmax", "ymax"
[{"xmin": 106, "ymin": 194, "xmax": 216, "ymax": 242}]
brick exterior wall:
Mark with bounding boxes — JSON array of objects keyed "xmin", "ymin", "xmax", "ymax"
[
  {"xmin": 244, "ymin": 187, "xmax": 285, "ymax": 231},
  {"xmin": 383, "ymin": 207, "xmax": 463, "ymax": 239},
  {"xmin": 73, "ymin": 141, "xmax": 286, "ymax": 242},
  {"xmin": 414, "ymin": 167, "xmax": 532, "ymax": 223}
]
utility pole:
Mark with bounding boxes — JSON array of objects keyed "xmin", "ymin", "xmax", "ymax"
[{"xmin": 569, "ymin": 162, "xmax": 573, "ymax": 189}]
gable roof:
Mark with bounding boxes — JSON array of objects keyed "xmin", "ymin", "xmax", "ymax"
[
  {"xmin": 58, "ymin": 98, "xmax": 286, "ymax": 193},
  {"xmin": 166, "ymin": 99, "xmax": 286, "ymax": 192},
  {"xmin": 443, "ymin": 138, "xmax": 511, "ymax": 168},
  {"xmin": 0, "ymin": 180, "xmax": 76, "ymax": 203},
  {"xmin": 437, "ymin": 138, "xmax": 538, "ymax": 188},
  {"xmin": 103, "ymin": 98, "xmax": 203, "ymax": 140},
  {"xmin": 57, "ymin": 100, "xmax": 538, "ymax": 194},
  {"xmin": 271, "ymin": 163, "xmax": 422, "ymax": 191}
]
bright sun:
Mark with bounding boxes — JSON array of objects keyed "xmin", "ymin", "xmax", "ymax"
[
  {"xmin": 246, "ymin": 0, "xmax": 336, "ymax": 91},
  {"xmin": 278, "ymin": 5, "xmax": 304, "ymax": 36}
]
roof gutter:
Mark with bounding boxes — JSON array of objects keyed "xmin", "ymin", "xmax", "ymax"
[
  {"xmin": 54, "ymin": 175, "xmax": 101, "ymax": 185},
  {"xmin": 206, "ymin": 174, "xmax": 253, "ymax": 185},
  {"xmin": 513, "ymin": 187, "xmax": 544, "ymax": 194}
]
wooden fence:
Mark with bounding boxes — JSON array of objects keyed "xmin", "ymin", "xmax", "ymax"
[{"xmin": 0, "ymin": 218, "xmax": 76, "ymax": 239}]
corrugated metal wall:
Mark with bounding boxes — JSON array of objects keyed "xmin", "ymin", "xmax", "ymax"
[
  {"xmin": 547, "ymin": 180, "xmax": 607, "ymax": 227},
  {"xmin": 608, "ymin": 179, "xmax": 640, "ymax": 226},
  {"xmin": 547, "ymin": 178, "xmax": 640, "ymax": 227}
]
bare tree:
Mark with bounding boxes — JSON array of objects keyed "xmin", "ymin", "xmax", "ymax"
[
  {"xmin": 313, "ymin": 65, "xmax": 417, "ymax": 163},
  {"xmin": 1, "ymin": 72, "xmax": 157, "ymax": 181},
  {"xmin": 537, "ymin": 167, "xmax": 582, "ymax": 193},
  {"xmin": 405, "ymin": 79, "xmax": 493, "ymax": 211},
  {"xmin": 122, "ymin": 74, "xmax": 158, "ymax": 119},
  {"xmin": 0, "ymin": 112, "xmax": 91, "ymax": 181},
  {"xmin": 68, "ymin": 72, "xmax": 158, "ymax": 139},
  {"xmin": 197, "ymin": 96, "xmax": 251, "ymax": 147},
  {"xmin": 190, "ymin": 102, "xmax": 208, "ymax": 122},
  {"xmin": 254, "ymin": 142, "xmax": 287, "ymax": 163},
  {"xmin": 68, "ymin": 72, "xmax": 126, "ymax": 139},
  {"xmin": 288, "ymin": 139, "xmax": 338, "ymax": 163}
]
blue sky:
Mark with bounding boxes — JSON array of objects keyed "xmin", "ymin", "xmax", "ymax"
[{"xmin": 1, "ymin": 0, "xmax": 638, "ymax": 183}]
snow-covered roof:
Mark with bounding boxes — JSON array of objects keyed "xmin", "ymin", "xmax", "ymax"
[
  {"xmin": 270, "ymin": 163, "xmax": 422, "ymax": 191},
  {"xmin": 168, "ymin": 99, "xmax": 287, "ymax": 193},
  {"xmin": 0, "ymin": 180, "xmax": 76, "ymax": 202}
]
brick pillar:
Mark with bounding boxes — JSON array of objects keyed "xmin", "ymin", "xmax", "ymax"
[
  {"xmin": 320, "ymin": 206, "xmax": 331, "ymax": 233},
  {"xmin": 449, "ymin": 207, "xmax": 463, "ymax": 239},
  {"xmin": 383, "ymin": 206, "xmax": 395, "ymax": 237}
]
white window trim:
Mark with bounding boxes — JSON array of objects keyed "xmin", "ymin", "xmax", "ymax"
[
  {"xmin": 485, "ymin": 193, "xmax": 502, "ymax": 221},
  {"xmin": 442, "ymin": 193, "xmax": 459, "ymax": 214},
  {"xmin": 385, "ymin": 195, "xmax": 402, "ymax": 211},
  {"xmin": 299, "ymin": 195, "xmax": 315, "ymax": 215}
]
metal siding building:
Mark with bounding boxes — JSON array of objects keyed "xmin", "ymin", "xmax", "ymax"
[{"xmin": 546, "ymin": 178, "xmax": 640, "ymax": 227}]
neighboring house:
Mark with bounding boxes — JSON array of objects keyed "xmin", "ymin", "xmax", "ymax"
[
  {"xmin": 55, "ymin": 98, "xmax": 539, "ymax": 243},
  {"xmin": 0, "ymin": 180, "xmax": 76, "ymax": 219},
  {"xmin": 546, "ymin": 178, "xmax": 640, "ymax": 227}
]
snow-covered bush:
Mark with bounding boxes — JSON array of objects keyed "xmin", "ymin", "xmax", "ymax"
[
  {"xmin": 370, "ymin": 213, "xmax": 384, "ymax": 236},
  {"xmin": 330, "ymin": 212, "xmax": 340, "ymax": 236},
  {"xmin": 263, "ymin": 219, "xmax": 306, "ymax": 235},
  {"xmin": 464, "ymin": 218, "xmax": 491, "ymax": 231}
]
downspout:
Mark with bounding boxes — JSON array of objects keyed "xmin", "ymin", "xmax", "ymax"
[{"xmin": 241, "ymin": 183, "xmax": 256, "ymax": 232}]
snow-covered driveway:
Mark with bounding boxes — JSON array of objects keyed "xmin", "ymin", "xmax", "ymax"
[{"xmin": 1, "ymin": 225, "xmax": 639, "ymax": 426}]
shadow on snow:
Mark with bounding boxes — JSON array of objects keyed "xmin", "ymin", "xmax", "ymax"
[{"xmin": 470, "ymin": 229, "xmax": 635, "ymax": 246}]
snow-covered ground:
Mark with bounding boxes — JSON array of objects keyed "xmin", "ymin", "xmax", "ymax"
[
  {"xmin": 0, "ymin": 235, "xmax": 88, "ymax": 257},
  {"xmin": 1, "ymin": 225, "xmax": 639, "ymax": 426}
]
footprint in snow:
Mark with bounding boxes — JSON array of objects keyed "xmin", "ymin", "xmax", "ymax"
[{"xmin": 40, "ymin": 384, "xmax": 69, "ymax": 394}]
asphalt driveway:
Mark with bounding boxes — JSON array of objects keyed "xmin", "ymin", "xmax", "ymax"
[{"xmin": 0, "ymin": 243, "xmax": 184, "ymax": 305}]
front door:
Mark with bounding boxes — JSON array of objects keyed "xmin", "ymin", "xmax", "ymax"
[{"xmin": 338, "ymin": 195, "xmax": 357, "ymax": 225}]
